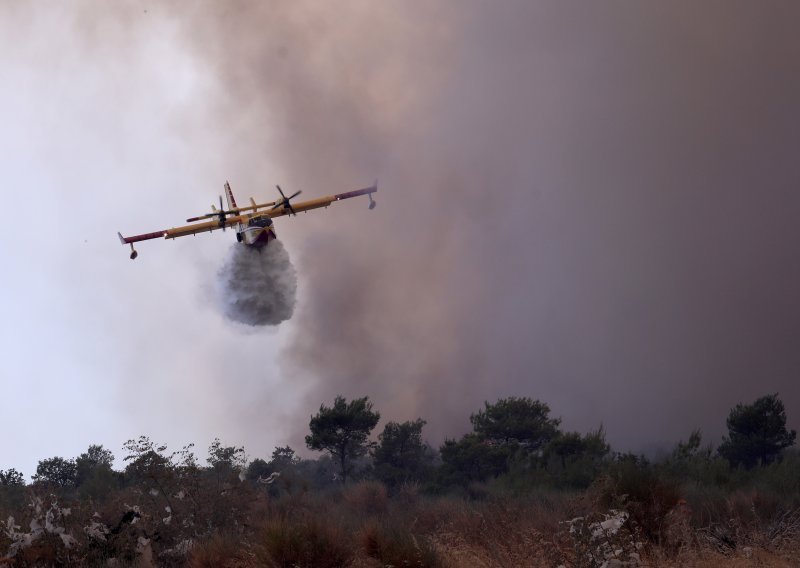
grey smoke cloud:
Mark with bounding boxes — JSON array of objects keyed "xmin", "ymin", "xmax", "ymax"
[
  {"xmin": 217, "ymin": 241, "xmax": 297, "ymax": 326},
  {"xmin": 168, "ymin": 2, "xmax": 800, "ymax": 453}
]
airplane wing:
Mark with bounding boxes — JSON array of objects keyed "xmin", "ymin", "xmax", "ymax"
[
  {"xmin": 119, "ymin": 215, "xmax": 244, "ymax": 245},
  {"xmin": 118, "ymin": 181, "xmax": 377, "ymax": 258},
  {"xmin": 267, "ymin": 182, "xmax": 378, "ymax": 219},
  {"xmin": 165, "ymin": 217, "xmax": 242, "ymax": 239}
]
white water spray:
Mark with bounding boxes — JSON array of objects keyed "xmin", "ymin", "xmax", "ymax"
[{"xmin": 216, "ymin": 240, "xmax": 297, "ymax": 326}]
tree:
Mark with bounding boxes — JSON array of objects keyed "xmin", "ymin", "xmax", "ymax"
[
  {"xmin": 672, "ymin": 429, "xmax": 705, "ymax": 462},
  {"xmin": 207, "ymin": 438, "xmax": 246, "ymax": 490},
  {"xmin": 372, "ymin": 419, "xmax": 433, "ymax": 489},
  {"xmin": 246, "ymin": 458, "xmax": 272, "ymax": 480},
  {"xmin": 306, "ymin": 395, "xmax": 380, "ymax": 484},
  {"xmin": 123, "ymin": 436, "xmax": 171, "ymax": 481},
  {"xmin": 33, "ymin": 457, "xmax": 77, "ymax": 487},
  {"xmin": 542, "ymin": 427, "xmax": 610, "ymax": 489},
  {"xmin": 207, "ymin": 439, "xmax": 246, "ymax": 470},
  {"xmin": 470, "ymin": 397, "xmax": 561, "ymax": 451},
  {"xmin": 269, "ymin": 445, "xmax": 299, "ymax": 471},
  {"xmin": 439, "ymin": 434, "xmax": 509, "ymax": 486},
  {"xmin": 122, "ymin": 435, "xmax": 176, "ymax": 507},
  {"xmin": 75, "ymin": 444, "xmax": 115, "ymax": 486},
  {"xmin": 0, "ymin": 468, "xmax": 26, "ymax": 510},
  {"xmin": 73, "ymin": 444, "xmax": 118, "ymax": 499},
  {"xmin": 0, "ymin": 468, "xmax": 25, "ymax": 486},
  {"xmin": 546, "ymin": 427, "xmax": 610, "ymax": 469},
  {"xmin": 718, "ymin": 393, "xmax": 797, "ymax": 468}
]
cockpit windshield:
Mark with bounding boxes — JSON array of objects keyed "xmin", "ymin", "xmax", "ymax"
[{"xmin": 248, "ymin": 215, "xmax": 273, "ymax": 228}]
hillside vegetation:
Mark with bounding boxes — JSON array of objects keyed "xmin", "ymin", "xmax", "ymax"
[{"xmin": 1, "ymin": 394, "xmax": 799, "ymax": 566}]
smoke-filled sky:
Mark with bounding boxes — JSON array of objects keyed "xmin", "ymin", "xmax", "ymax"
[{"xmin": 2, "ymin": 2, "xmax": 799, "ymax": 476}]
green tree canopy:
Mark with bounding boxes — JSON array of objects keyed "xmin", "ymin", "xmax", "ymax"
[
  {"xmin": 372, "ymin": 419, "xmax": 433, "ymax": 489},
  {"xmin": 541, "ymin": 427, "xmax": 610, "ymax": 489},
  {"xmin": 0, "ymin": 468, "xmax": 25, "ymax": 486},
  {"xmin": 207, "ymin": 439, "xmax": 246, "ymax": 470},
  {"xmin": 470, "ymin": 397, "xmax": 561, "ymax": 450},
  {"xmin": 246, "ymin": 458, "xmax": 271, "ymax": 480},
  {"xmin": 718, "ymin": 393, "xmax": 797, "ymax": 468},
  {"xmin": 75, "ymin": 444, "xmax": 115, "ymax": 486},
  {"xmin": 207, "ymin": 438, "xmax": 246, "ymax": 487},
  {"xmin": 546, "ymin": 427, "xmax": 610, "ymax": 469},
  {"xmin": 439, "ymin": 434, "xmax": 509, "ymax": 486},
  {"xmin": 123, "ymin": 436, "xmax": 173, "ymax": 487},
  {"xmin": 671, "ymin": 429, "xmax": 705, "ymax": 462},
  {"xmin": 33, "ymin": 457, "xmax": 77, "ymax": 487},
  {"xmin": 270, "ymin": 445, "xmax": 299, "ymax": 471},
  {"xmin": 305, "ymin": 395, "xmax": 380, "ymax": 484}
]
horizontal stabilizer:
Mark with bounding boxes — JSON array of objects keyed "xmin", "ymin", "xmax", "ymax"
[{"xmin": 334, "ymin": 181, "xmax": 378, "ymax": 201}]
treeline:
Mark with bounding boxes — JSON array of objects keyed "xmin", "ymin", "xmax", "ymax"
[
  {"xmin": 0, "ymin": 393, "xmax": 798, "ymax": 565},
  {"xmin": 1, "ymin": 392, "xmax": 796, "ymax": 500}
]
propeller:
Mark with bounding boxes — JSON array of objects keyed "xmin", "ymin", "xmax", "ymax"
[
  {"xmin": 218, "ymin": 195, "xmax": 227, "ymax": 231},
  {"xmin": 186, "ymin": 195, "xmax": 238, "ymax": 228},
  {"xmin": 271, "ymin": 185, "xmax": 301, "ymax": 216}
]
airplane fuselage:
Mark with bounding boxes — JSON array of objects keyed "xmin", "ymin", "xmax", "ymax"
[{"xmin": 236, "ymin": 213, "xmax": 276, "ymax": 248}]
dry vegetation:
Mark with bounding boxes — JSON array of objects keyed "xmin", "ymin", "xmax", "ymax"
[
  {"xmin": 2, "ymin": 395, "xmax": 799, "ymax": 566},
  {"xmin": 2, "ymin": 471, "xmax": 800, "ymax": 567}
]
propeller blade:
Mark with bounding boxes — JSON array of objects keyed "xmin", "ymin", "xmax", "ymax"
[
  {"xmin": 288, "ymin": 204, "xmax": 297, "ymax": 216},
  {"xmin": 219, "ymin": 196, "xmax": 228, "ymax": 231},
  {"xmin": 276, "ymin": 185, "xmax": 286, "ymax": 199},
  {"xmin": 288, "ymin": 190, "xmax": 301, "ymax": 200},
  {"xmin": 187, "ymin": 213, "xmax": 217, "ymax": 222}
]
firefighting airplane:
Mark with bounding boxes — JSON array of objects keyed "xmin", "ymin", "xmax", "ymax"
[{"xmin": 118, "ymin": 182, "xmax": 377, "ymax": 259}]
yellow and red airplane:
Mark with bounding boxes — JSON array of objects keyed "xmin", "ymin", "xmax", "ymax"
[{"xmin": 118, "ymin": 181, "xmax": 377, "ymax": 259}]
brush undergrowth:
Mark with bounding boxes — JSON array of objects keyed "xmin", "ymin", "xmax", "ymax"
[{"xmin": 2, "ymin": 477, "xmax": 799, "ymax": 567}]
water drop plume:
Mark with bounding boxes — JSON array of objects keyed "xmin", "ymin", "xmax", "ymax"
[{"xmin": 217, "ymin": 240, "xmax": 297, "ymax": 326}]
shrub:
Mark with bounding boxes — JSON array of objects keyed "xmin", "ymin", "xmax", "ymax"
[
  {"xmin": 257, "ymin": 516, "xmax": 354, "ymax": 568},
  {"xmin": 360, "ymin": 521, "xmax": 442, "ymax": 567},
  {"xmin": 341, "ymin": 480, "xmax": 388, "ymax": 517},
  {"xmin": 595, "ymin": 455, "xmax": 682, "ymax": 545},
  {"xmin": 188, "ymin": 533, "xmax": 249, "ymax": 568}
]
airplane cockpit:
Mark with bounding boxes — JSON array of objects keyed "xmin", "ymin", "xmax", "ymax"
[{"xmin": 247, "ymin": 215, "xmax": 273, "ymax": 228}]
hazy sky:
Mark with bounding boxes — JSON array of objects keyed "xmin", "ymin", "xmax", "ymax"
[{"xmin": 2, "ymin": 2, "xmax": 799, "ymax": 477}]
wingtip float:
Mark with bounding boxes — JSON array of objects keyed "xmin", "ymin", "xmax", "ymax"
[{"xmin": 118, "ymin": 181, "xmax": 377, "ymax": 260}]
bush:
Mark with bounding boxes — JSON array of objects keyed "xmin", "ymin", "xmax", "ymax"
[
  {"xmin": 341, "ymin": 480, "xmax": 388, "ymax": 517},
  {"xmin": 257, "ymin": 516, "xmax": 354, "ymax": 568},
  {"xmin": 188, "ymin": 533, "xmax": 247, "ymax": 567},
  {"xmin": 360, "ymin": 521, "xmax": 442, "ymax": 567},
  {"xmin": 595, "ymin": 455, "xmax": 682, "ymax": 545}
]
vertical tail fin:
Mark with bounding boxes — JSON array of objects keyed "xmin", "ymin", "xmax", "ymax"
[
  {"xmin": 224, "ymin": 181, "xmax": 238, "ymax": 210},
  {"xmin": 225, "ymin": 181, "xmax": 245, "ymax": 234}
]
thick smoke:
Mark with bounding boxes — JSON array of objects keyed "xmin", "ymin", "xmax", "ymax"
[
  {"xmin": 216, "ymin": 240, "xmax": 297, "ymax": 326},
  {"xmin": 173, "ymin": 2, "xmax": 800, "ymax": 452}
]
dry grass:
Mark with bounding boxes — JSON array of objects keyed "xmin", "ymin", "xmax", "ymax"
[
  {"xmin": 188, "ymin": 533, "xmax": 255, "ymax": 568},
  {"xmin": 256, "ymin": 516, "xmax": 355, "ymax": 568},
  {"xmin": 359, "ymin": 521, "xmax": 441, "ymax": 567},
  {"xmin": 341, "ymin": 481, "xmax": 389, "ymax": 517},
  {"xmin": 2, "ymin": 479, "xmax": 799, "ymax": 567}
]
